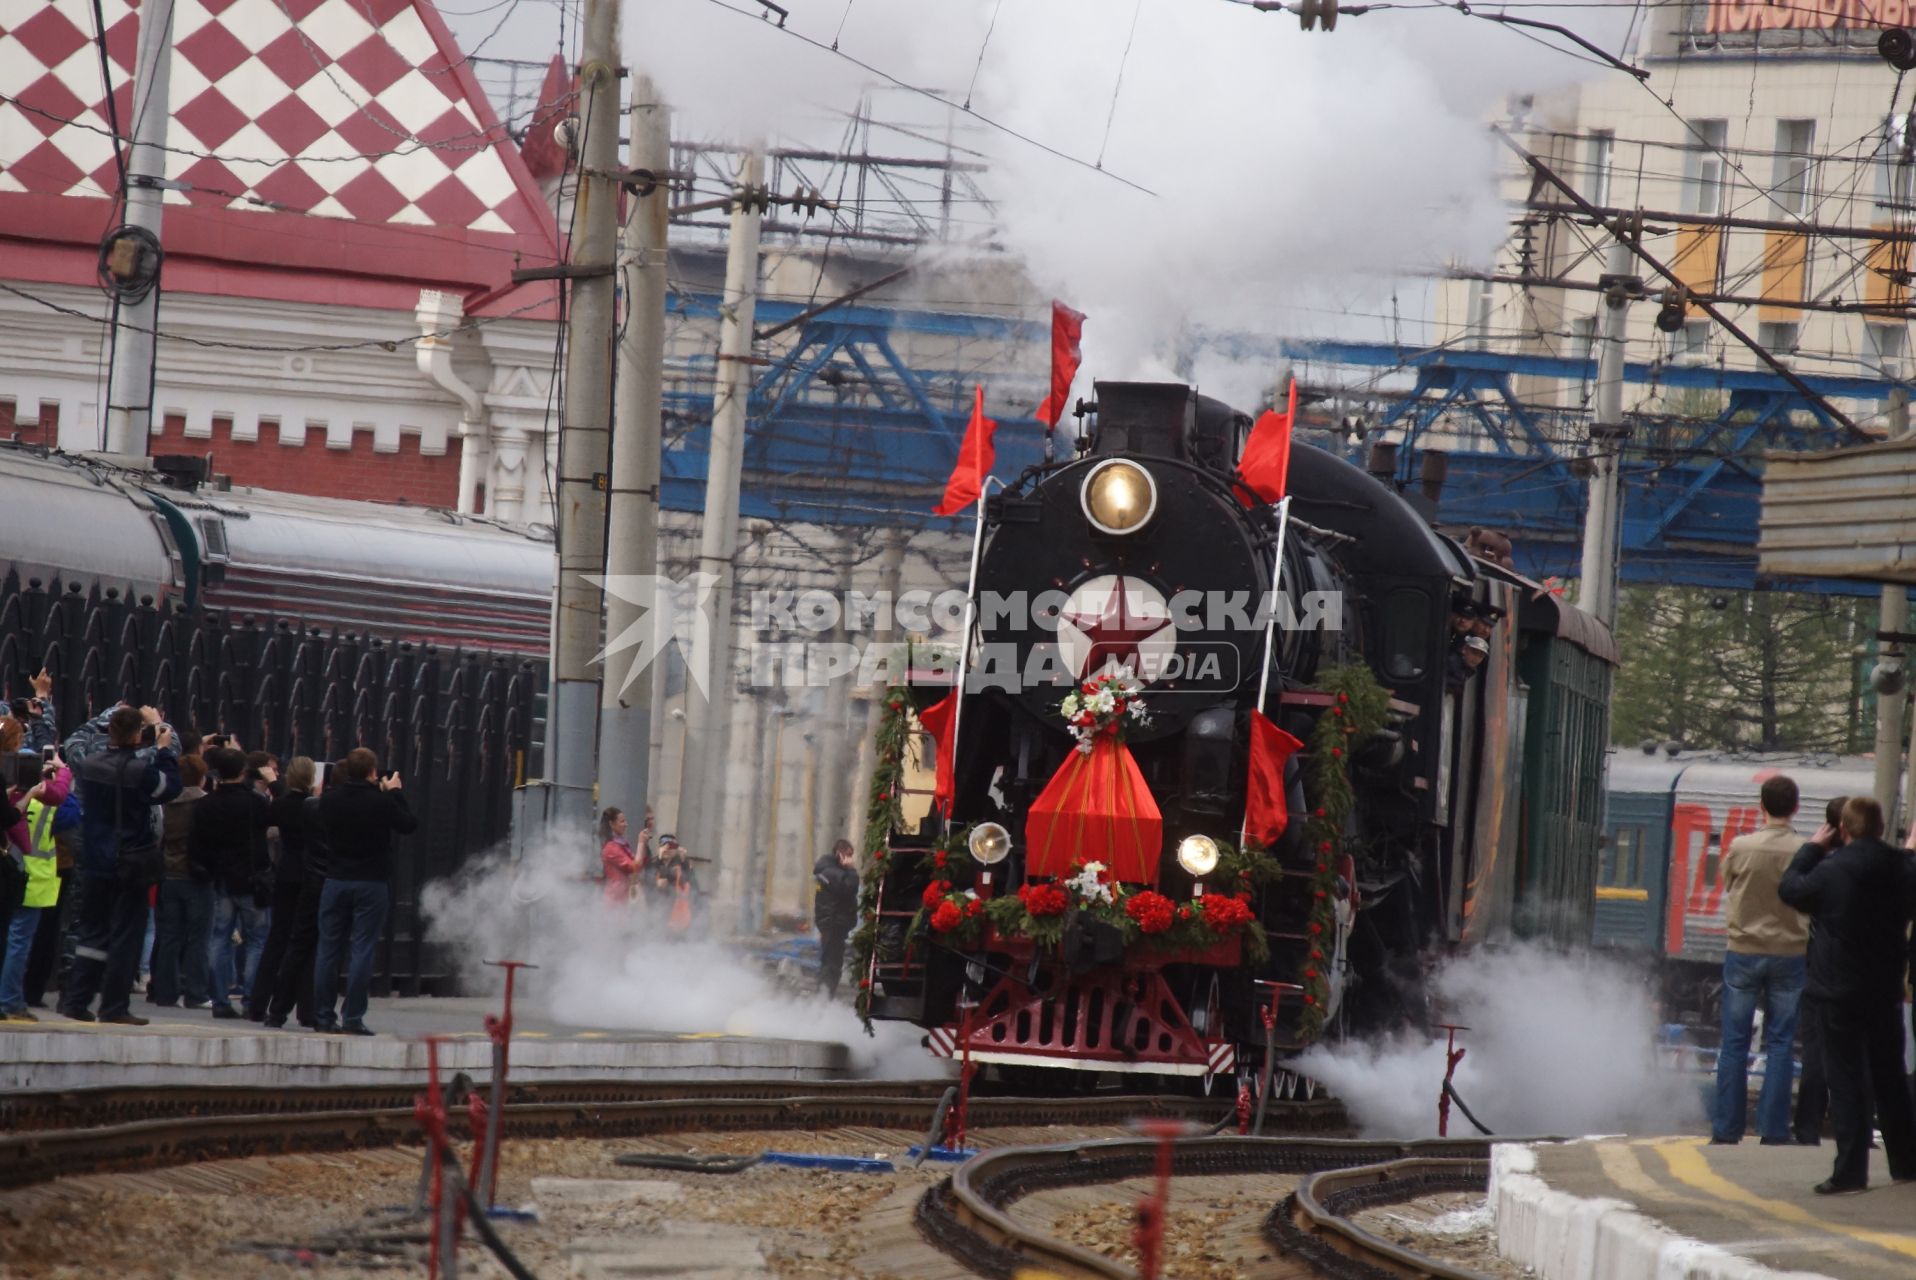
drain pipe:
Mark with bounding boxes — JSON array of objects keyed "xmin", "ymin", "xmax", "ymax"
[{"xmin": 416, "ymin": 289, "xmax": 489, "ymax": 514}]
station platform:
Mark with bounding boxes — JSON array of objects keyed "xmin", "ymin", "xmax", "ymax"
[
  {"xmin": 0, "ymin": 996, "xmax": 853, "ymax": 1090},
  {"xmin": 1493, "ymin": 1135, "xmax": 1916, "ymax": 1280}
]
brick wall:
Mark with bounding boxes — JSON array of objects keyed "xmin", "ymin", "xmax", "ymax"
[
  {"xmin": 0, "ymin": 398, "xmax": 61, "ymax": 448},
  {"xmin": 149, "ymin": 414, "xmax": 461, "ymax": 508}
]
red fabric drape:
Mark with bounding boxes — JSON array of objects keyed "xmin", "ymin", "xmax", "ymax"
[
  {"xmin": 1024, "ymin": 737, "xmax": 1163, "ymax": 882},
  {"xmin": 1034, "ymin": 300, "xmax": 1087, "ymax": 429},
  {"xmin": 933, "ymin": 385, "xmax": 998, "ymax": 516},
  {"xmin": 1237, "ymin": 378, "xmax": 1297, "ymax": 505},
  {"xmin": 917, "ymin": 691, "xmax": 957, "ymax": 817},
  {"xmin": 1243, "ymin": 709, "xmax": 1304, "ymax": 849}
]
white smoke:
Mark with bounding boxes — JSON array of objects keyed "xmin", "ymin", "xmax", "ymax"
[
  {"xmin": 620, "ymin": 0, "xmax": 1631, "ymax": 384},
  {"xmin": 1292, "ymin": 945, "xmax": 1706, "ymax": 1139},
  {"xmin": 420, "ymin": 829, "xmax": 939, "ymax": 1078}
]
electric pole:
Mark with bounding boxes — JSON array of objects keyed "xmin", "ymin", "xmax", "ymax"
[
  {"xmin": 1577, "ymin": 234, "xmax": 1633, "ymax": 630},
  {"xmin": 547, "ymin": 0, "xmax": 622, "ymax": 832},
  {"xmin": 597, "ymin": 73, "xmax": 669, "ymax": 811},
  {"xmin": 1877, "ymin": 386, "xmax": 1911, "ymax": 827},
  {"xmin": 102, "ymin": 0, "xmax": 178, "ymax": 458},
  {"xmin": 680, "ymin": 153, "xmax": 765, "ymax": 897}
]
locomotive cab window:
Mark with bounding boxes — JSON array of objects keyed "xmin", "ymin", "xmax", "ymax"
[{"xmin": 1381, "ymin": 588, "xmax": 1429, "ymax": 680}]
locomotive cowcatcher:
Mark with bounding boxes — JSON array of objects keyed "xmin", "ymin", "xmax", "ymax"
[{"xmin": 855, "ymin": 380, "xmax": 1614, "ymax": 1086}]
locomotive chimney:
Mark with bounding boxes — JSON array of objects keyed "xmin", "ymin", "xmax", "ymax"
[{"xmin": 1419, "ymin": 449, "xmax": 1449, "ymax": 503}]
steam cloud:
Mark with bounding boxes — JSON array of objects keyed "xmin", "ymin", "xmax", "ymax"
[
  {"xmin": 420, "ymin": 830, "xmax": 940, "ymax": 1079},
  {"xmin": 1292, "ymin": 946, "xmax": 1707, "ymax": 1139},
  {"xmin": 622, "ymin": 0, "xmax": 1632, "ymax": 400}
]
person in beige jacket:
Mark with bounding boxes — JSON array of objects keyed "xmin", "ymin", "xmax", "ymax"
[{"xmin": 1711, "ymin": 774, "xmax": 1810, "ymax": 1145}]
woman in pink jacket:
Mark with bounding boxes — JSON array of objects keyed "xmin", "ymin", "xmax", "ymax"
[{"xmin": 599, "ymin": 807, "xmax": 642, "ymax": 905}]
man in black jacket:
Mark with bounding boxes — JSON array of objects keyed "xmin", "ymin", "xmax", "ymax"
[
  {"xmin": 265, "ymin": 765, "xmax": 333, "ymax": 1030},
  {"xmin": 1777, "ymin": 796, "xmax": 1916, "ymax": 1194},
  {"xmin": 61, "ymin": 705, "xmax": 182, "ymax": 1025},
  {"xmin": 313, "ymin": 748, "xmax": 416, "ymax": 1035},
  {"xmin": 190, "ymin": 748, "xmax": 272, "ymax": 1018},
  {"xmin": 812, "ymin": 839, "xmax": 860, "ymax": 997}
]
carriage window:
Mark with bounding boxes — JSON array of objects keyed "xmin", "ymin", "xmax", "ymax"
[
  {"xmin": 1382, "ymin": 589, "xmax": 1428, "ymax": 681},
  {"xmin": 1613, "ymin": 825, "xmax": 1642, "ymax": 887}
]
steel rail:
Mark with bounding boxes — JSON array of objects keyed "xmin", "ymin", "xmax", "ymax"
[
  {"xmin": 1283, "ymin": 1156, "xmax": 1495, "ymax": 1279},
  {"xmin": 920, "ymin": 1134, "xmax": 1493, "ymax": 1280},
  {"xmin": 0, "ymin": 1091, "xmax": 1346, "ymax": 1192}
]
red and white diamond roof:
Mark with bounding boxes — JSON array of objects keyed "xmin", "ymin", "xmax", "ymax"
[{"xmin": 1, "ymin": 0, "xmax": 558, "ymax": 301}]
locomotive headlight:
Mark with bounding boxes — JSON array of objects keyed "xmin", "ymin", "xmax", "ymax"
[
  {"xmin": 1081, "ymin": 459, "xmax": 1157, "ymax": 535},
  {"xmin": 968, "ymin": 821, "xmax": 1012, "ymax": 865},
  {"xmin": 1177, "ymin": 834, "xmax": 1220, "ymax": 877}
]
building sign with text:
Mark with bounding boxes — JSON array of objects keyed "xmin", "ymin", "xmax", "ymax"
[{"xmin": 1704, "ymin": 0, "xmax": 1896, "ymax": 33}]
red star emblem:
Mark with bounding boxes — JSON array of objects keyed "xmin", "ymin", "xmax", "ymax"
[{"xmin": 1061, "ymin": 575, "xmax": 1171, "ymax": 679}]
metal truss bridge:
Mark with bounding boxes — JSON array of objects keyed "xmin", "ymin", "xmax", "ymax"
[
  {"xmin": 645, "ymin": 301, "xmax": 1897, "ymax": 593},
  {"xmin": 1282, "ymin": 340, "xmax": 1904, "ymax": 595}
]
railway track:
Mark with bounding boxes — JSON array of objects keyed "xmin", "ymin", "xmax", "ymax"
[
  {"xmin": 0, "ymin": 1080, "xmax": 1347, "ymax": 1191},
  {"xmin": 918, "ymin": 1134, "xmax": 1496, "ymax": 1279},
  {"xmin": 2, "ymin": 1081, "xmax": 1496, "ymax": 1279}
]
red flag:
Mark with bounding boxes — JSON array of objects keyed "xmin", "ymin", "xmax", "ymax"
[
  {"xmin": 933, "ymin": 385, "xmax": 997, "ymax": 516},
  {"xmin": 518, "ymin": 56, "xmax": 576, "ymax": 183},
  {"xmin": 1034, "ymin": 300, "xmax": 1086, "ymax": 429},
  {"xmin": 917, "ymin": 691, "xmax": 957, "ymax": 817},
  {"xmin": 1238, "ymin": 378, "xmax": 1297, "ymax": 504},
  {"xmin": 1243, "ymin": 709, "xmax": 1304, "ymax": 849}
]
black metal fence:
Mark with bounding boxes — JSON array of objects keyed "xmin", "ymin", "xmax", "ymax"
[{"xmin": 0, "ymin": 571, "xmax": 541, "ymax": 994}]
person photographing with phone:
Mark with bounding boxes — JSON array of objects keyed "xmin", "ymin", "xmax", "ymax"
[
  {"xmin": 59, "ymin": 704, "xmax": 182, "ymax": 1024},
  {"xmin": 313, "ymin": 749, "xmax": 416, "ymax": 1035}
]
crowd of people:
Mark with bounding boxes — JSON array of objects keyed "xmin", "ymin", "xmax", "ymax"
[
  {"xmin": 1712, "ymin": 775, "xmax": 1916, "ymax": 1195},
  {"xmin": 0, "ymin": 678, "xmax": 416, "ymax": 1035},
  {"xmin": 594, "ymin": 806, "xmax": 860, "ymax": 996},
  {"xmin": 596, "ymin": 804, "xmax": 708, "ymax": 935}
]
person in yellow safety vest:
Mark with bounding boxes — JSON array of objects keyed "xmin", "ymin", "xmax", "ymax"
[{"xmin": 3, "ymin": 752, "xmax": 69, "ymax": 1021}]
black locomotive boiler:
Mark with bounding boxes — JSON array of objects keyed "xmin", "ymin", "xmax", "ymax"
[{"xmin": 858, "ymin": 380, "xmax": 1615, "ymax": 1085}]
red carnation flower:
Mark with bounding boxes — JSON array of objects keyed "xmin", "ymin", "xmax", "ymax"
[
  {"xmin": 1308, "ymin": 922, "xmax": 1322, "ymax": 935},
  {"xmin": 966, "ymin": 897, "xmax": 984, "ymax": 917},
  {"xmin": 922, "ymin": 881, "xmax": 950, "ymax": 908},
  {"xmin": 1125, "ymin": 890, "xmax": 1175, "ymax": 935},
  {"xmin": 934, "ymin": 851, "xmax": 948, "ymax": 868},
  {"xmin": 1311, "ymin": 949, "xmax": 1324, "ymax": 961},
  {"xmin": 1332, "ymin": 707, "xmax": 1343, "ymax": 718},
  {"xmin": 1337, "ymin": 693, "xmax": 1348, "ymax": 704},
  {"xmin": 1304, "ymin": 994, "xmax": 1317, "ymax": 1006},
  {"xmin": 930, "ymin": 901, "xmax": 964, "ymax": 933},
  {"xmin": 1304, "ymin": 968, "xmax": 1316, "ymax": 979},
  {"xmin": 1313, "ymin": 808, "xmax": 1325, "ymax": 819},
  {"xmin": 1017, "ymin": 882, "xmax": 1069, "ymax": 917},
  {"xmin": 1200, "ymin": 893, "xmax": 1252, "ymax": 932},
  {"xmin": 859, "ymin": 977, "xmax": 871, "ymax": 989},
  {"xmin": 1330, "ymin": 748, "xmax": 1342, "ymax": 758}
]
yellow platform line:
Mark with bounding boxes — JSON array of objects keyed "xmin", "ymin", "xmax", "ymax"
[{"xmin": 1654, "ymin": 1137, "xmax": 1916, "ymax": 1261}]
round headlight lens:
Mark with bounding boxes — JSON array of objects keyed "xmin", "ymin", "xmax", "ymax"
[
  {"xmin": 968, "ymin": 821, "xmax": 1011, "ymax": 865},
  {"xmin": 1081, "ymin": 460, "xmax": 1158, "ymax": 535},
  {"xmin": 1177, "ymin": 834, "xmax": 1220, "ymax": 877}
]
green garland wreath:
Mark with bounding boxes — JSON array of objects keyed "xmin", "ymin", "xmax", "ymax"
[
  {"xmin": 1293, "ymin": 663, "xmax": 1392, "ymax": 1038},
  {"xmin": 849, "ymin": 685, "xmax": 914, "ymax": 1027}
]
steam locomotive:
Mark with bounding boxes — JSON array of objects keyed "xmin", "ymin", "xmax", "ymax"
[{"xmin": 861, "ymin": 381, "xmax": 1616, "ymax": 1084}]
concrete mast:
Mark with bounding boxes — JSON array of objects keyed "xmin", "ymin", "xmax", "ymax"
[
  {"xmin": 547, "ymin": 0, "xmax": 622, "ymax": 832},
  {"xmin": 597, "ymin": 74, "xmax": 670, "ymax": 812}
]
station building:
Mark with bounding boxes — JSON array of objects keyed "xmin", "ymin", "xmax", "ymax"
[{"xmin": 1435, "ymin": 0, "xmax": 1912, "ymax": 426}]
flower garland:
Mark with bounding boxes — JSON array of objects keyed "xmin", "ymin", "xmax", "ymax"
[
  {"xmin": 849, "ymin": 686, "xmax": 915, "ymax": 1027},
  {"xmin": 1293, "ymin": 664, "xmax": 1392, "ymax": 1038},
  {"xmin": 1059, "ymin": 673, "xmax": 1150, "ymax": 753}
]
